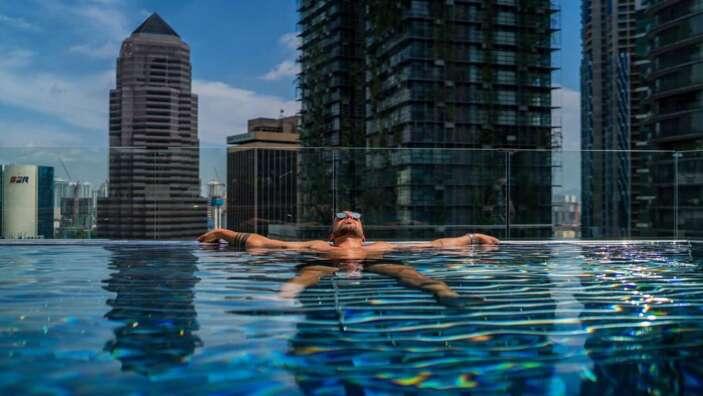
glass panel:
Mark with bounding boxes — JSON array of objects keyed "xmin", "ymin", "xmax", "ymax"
[
  {"xmin": 149, "ymin": 147, "xmax": 210, "ymax": 240},
  {"xmin": 552, "ymin": 149, "xmax": 581, "ymax": 240},
  {"xmin": 0, "ymin": 147, "xmax": 108, "ymax": 240},
  {"xmin": 677, "ymin": 150, "xmax": 703, "ymax": 239},
  {"xmin": 508, "ymin": 150, "xmax": 554, "ymax": 239},
  {"xmin": 0, "ymin": 147, "xmax": 695, "ymax": 242},
  {"xmin": 332, "ymin": 148, "xmax": 507, "ymax": 241},
  {"xmin": 631, "ymin": 150, "xmax": 676, "ymax": 239},
  {"xmin": 98, "ymin": 146, "xmax": 158, "ymax": 240},
  {"xmin": 225, "ymin": 147, "xmax": 332, "ymax": 240}
]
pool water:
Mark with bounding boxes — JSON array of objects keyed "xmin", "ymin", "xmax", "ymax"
[{"xmin": 0, "ymin": 241, "xmax": 702, "ymax": 395}]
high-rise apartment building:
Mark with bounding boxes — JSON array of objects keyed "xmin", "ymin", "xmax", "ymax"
[
  {"xmin": 581, "ymin": 0, "xmax": 648, "ymax": 238},
  {"xmin": 299, "ymin": 0, "xmax": 559, "ymax": 238},
  {"xmin": 97, "ymin": 13, "xmax": 207, "ymax": 239},
  {"xmin": 640, "ymin": 0, "xmax": 703, "ymax": 238}
]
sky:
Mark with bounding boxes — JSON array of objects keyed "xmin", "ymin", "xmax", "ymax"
[{"xmin": 0, "ymin": 0, "xmax": 581, "ymax": 192}]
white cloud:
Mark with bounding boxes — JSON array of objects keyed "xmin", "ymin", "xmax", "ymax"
[
  {"xmin": 69, "ymin": 42, "xmax": 120, "ymax": 59},
  {"xmin": 0, "ymin": 49, "xmax": 35, "ymax": 68},
  {"xmin": 0, "ymin": 120, "xmax": 91, "ymax": 147},
  {"xmin": 260, "ymin": 32, "xmax": 301, "ymax": 81},
  {"xmin": 0, "ymin": 64, "xmax": 114, "ymax": 131},
  {"xmin": 72, "ymin": 5, "xmax": 129, "ymax": 40},
  {"xmin": 54, "ymin": 1, "xmax": 131, "ymax": 61},
  {"xmin": 0, "ymin": 13, "xmax": 39, "ymax": 31},
  {"xmin": 260, "ymin": 60, "xmax": 300, "ymax": 81},
  {"xmin": 194, "ymin": 79, "xmax": 300, "ymax": 145},
  {"xmin": 279, "ymin": 32, "xmax": 300, "ymax": 51}
]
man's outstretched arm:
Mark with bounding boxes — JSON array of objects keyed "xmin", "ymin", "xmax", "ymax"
[
  {"xmin": 371, "ymin": 233, "xmax": 500, "ymax": 252},
  {"xmin": 197, "ymin": 228, "xmax": 331, "ymax": 251},
  {"xmin": 428, "ymin": 233, "xmax": 500, "ymax": 248}
]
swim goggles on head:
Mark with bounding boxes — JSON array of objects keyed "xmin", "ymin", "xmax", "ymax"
[{"xmin": 335, "ymin": 211, "xmax": 362, "ymax": 220}]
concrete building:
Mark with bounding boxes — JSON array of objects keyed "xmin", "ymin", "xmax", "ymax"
[
  {"xmin": 97, "ymin": 13, "xmax": 207, "ymax": 239},
  {"xmin": 298, "ymin": 0, "xmax": 560, "ymax": 239},
  {"xmin": 227, "ymin": 116, "xmax": 299, "ymax": 235},
  {"xmin": 0, "ymin": 165, "xmax": 54, "ymax": 239},
  {"xmin": 581, "ymin": 0, "xmax": 648, "ymax": 238}
]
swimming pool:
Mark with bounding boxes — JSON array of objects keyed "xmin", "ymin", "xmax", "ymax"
[{"xmin": 0, "ymin": 241, "xmax": 702, "ymax": 395}]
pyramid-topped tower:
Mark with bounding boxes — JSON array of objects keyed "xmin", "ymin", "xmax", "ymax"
[
  {"xmin": 97, "ymin": 13, "xmax": 206, "ymax": 239},
  {"xmin": 132, "ymin": 12, "xmax": 180, "ymax": 37}
]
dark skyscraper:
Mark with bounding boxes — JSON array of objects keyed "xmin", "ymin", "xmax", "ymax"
[
  {"xmin": 640, "ymin": 0, "xmax": 703, "ymax": 238},
  {"xmin": 581, "ymin": 0, "xmax": 647, "ymax": 239},
  {"xmin": 97, "ymin": 13, "xmax": 207, "ymax": 239},
  {"xmin": 299, "ymin": 0, "xmax": 559, "ymax": 238}
]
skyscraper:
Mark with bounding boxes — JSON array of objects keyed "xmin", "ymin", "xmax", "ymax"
[
  {"xmin": 639, "ymin": 0, "xmax": 703, "ymax": 238},
  {"xmin": 299, "ymin": 0, "xmax": 559, "ymax": 238},
  {"xmin": 97, "ymin": 13, "xmax": 207, "ymax": 239},
  {"xmin": 581, "ymin": 0, "xmax": 648, "ymax": 238}
]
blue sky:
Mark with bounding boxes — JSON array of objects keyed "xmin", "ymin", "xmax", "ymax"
[{"xmin": 0, "ymin": 0, "xmax": 581, "ymax": 190}]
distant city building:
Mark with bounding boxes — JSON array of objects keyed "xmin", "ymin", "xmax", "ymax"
[
  {"xmin": 226, "ymin": 116, "xmax": 299, "ymax": 234},
  {"xmin": 97, "ymin": 13, "xmax": 207, "ymax": 239},
  {"xmin": 581, "ymin": 0, "xmax": 648, "ymax": 238},
  {"xmin": 0, "ymin": 165, "xmax": 54, "ymax": 239},
  {"xmin": 53, "ymin": 178, "xmax": 71, "ymax": 232},
  {"xmin": 58, "ymin": 197, "xmax": 95, "ymax": 239},
  {"xmin": 298, "ymin": 0, "xmax": 560, "ymax": 238},
  {"xmin": 639, "ymin": 0, "xmax": 703, "ymax": 238},
  {"xmin": 54, "ymin": 178, "xmax": 71, "ymax": 209},
  {"xmin": 553, "ymin": 194, "xmax": 581, "ymax": 239}
]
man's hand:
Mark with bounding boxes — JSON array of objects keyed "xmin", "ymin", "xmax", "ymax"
[
  {"xmin": 197, "ymin": 228, "xmax": 231, "ymax": 243},
  {"xmin": 471, "ymin": 233, "xmax": 500, "ymax": 245}
]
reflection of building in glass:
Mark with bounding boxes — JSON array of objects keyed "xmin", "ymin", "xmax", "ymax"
[
  {"xmin": 639, "ymin": 1, "xmax": 703, "ymax": 238},
  {"xmin": 97, "ymin": 13, "xmax": 207, "ymax": 239},
  {"xmin": 102, "ymin": 245, "xmax": 201, "ymax": 375},
  {"xmin": 581, "ymin": 0, "xmax": 648, "ymax": 238},
  {"xmin": 226, "ymin": 116, "xmax": 299, "ymax": 234},
  {"xmin": 299, "ymin": 0, "xmax": 559, "ymax": 238},
  {"xmin": 553, "ymin": 194, "xmax": 581, "ymax": 239},
  {"xmin": 0, "ymin": 164, "xmax": 54, "ymax": 239}
]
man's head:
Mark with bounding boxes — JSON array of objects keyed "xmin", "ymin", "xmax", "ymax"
[{"xmin": 329, "ymin": 211, "xmax": 365, "ymax": 243}]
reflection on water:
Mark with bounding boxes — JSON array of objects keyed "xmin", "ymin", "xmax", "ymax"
[
  {"xmin": 102, "ymin": 245, "xmax": 202, "ymax": 376},
  {"xmin": 577, "ymin": 244, "xmax": 703, "ymax": 395},
  {"xmin": 2, "ymin": 242, "xmax": 702, "ymax": 394},
  {"xmin": 279, "ymin": 250, "xmax": 561, "ymax": 394}
]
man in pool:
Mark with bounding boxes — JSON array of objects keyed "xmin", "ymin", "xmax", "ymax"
[{"xmin": 197, "ymin": 211, "xmax": 499, "ymax": 303}]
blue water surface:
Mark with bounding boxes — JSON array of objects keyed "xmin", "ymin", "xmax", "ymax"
[{"xmin": 0, "ymin": 241, "xmax": 702, "ymax": 395}]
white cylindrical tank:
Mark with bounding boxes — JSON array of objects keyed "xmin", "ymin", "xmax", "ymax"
[{"xmin": 2, "ymin": 165, "xmax": 38, "ymax": 238}]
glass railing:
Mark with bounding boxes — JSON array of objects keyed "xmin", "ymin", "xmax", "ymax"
[{"xmin": 0, "ymin": 147, "xmax": 701, "ymax": 241}]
